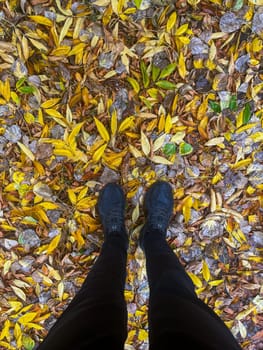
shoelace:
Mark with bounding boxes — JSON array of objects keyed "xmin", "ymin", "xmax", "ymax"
[
  {"xmin": 105, "ymin": 207, "xmax": 124, "ymax": 232},
  {"xmin": 148, "ymin": 207, "xmax": 170, "ymax": 230}
]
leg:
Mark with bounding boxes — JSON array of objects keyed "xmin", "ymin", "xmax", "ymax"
[
  {"xmin": 144, "ymin": 231, "xmax": 242, "ymax": 350},
  {"xmin": 37, "ymin": 183, "xmax": 128, "ymax": 350},
  {"xmin": 140, "ymin": 181, "xmax": 242, "ymax": 350}
]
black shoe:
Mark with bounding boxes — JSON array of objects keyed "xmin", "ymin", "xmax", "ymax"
[
  {"xmin": 139, "ymin": 181, "xmax": 174, "ymax": 249},
  {"xmin": 98, "ymin": 183, "xmax": 127, "ymax": 239}
]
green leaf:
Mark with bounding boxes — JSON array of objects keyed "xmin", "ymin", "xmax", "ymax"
[
  {"xmin": 18, "ymin": 86, "xmax": 35, "ymax": 94},
  {"xmin": 155, "ymin": 80, "xmax": 177, "ymax": 90},
  {"xmin": 243, "ymin": 103, "xmax": 252, "ymax": 124},
  {"xmin": 159, "ymin": 63, "xmax": 177, "ymax": 79},
  {"xmin": 229, "ymin": 95, "xmax": 237, "ymax": 111},
  {"xmin": 134, "ymin": 0, "xmax": 142, "ymax": 9},
  {"xmin": 233, "ymin": 0, "xmax": 243, "ymax": 10},
  {"xmin": 163, "ymin": 143, "xmax": 176, "ymax": 156},
  {"xmin": 179, "ymin": 142, "xmax": 193, "ymax": 156},
  {"xmin": 16, "ymin": 77, "xmax": 27, "ymax": 89},
  {"xmin": 208, "ymin": 100, "xmax": 221, "ymax": 113},
  {"xmin": 140, "ymin": 61, "xmax": 150, "ymax": 88},
  {"xmin": 22, "ymin": 335, "xmax": 35, "ymax": 350},
  {"xmin": 152, "ymin": 64, "xmax": 160, "ymax": 82}
]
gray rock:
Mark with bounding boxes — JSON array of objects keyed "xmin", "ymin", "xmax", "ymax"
[
  {"xmin": 219, "ymin": 12, "xmax": 244, "ymax": 33},
  {"xmin": 153, "ymin": 51, "xmax": 170, "ymax": 69},
  {"xmin": 99, "ymin": 51, "xmax": 115, "ymax": 69},
  {"xmin": 235, "ymin": 54, "xmax": 250, "ymax": 73},
  {"xmin": 250, "ymin": 231, "xmax": 263, "ymax": 248},
  {"xmin": 252, "ymin": 9, "xmax": 263, "ymax": 36},
  {"xmin": 4, "ymin": 125, "xmax": 22, "ymax": 143},
  {"xmin": 18, "ymin": 229, "xmax": 41, "ymax": 249},
  {"xmin": 200, "ymin": 216, "xmax": 225, "ymax": 239},
  {"xmin": 99, "ymin": 166, "xmax": 120, "ymax": 184},
  {"xmin": 189, "ymin": 37, "xmax": 209, "ymax": 55},
  {"xmin": 0, "ymin": 239, "xmax": 18, "ymax": 250},
  {"xmin": 110, "ymin": 88, "xmax": 129, "ymax": 118},
  {"xmin": 50, "ymin": 125, "xmax": 65, "ymax": 139},
  {"xmin": 180, "ymin": 244, "xmax": 203, "ymax": 262},
  {"xmin": 0, "ymin": 105, "xmax": 11, "ymax": 117}
]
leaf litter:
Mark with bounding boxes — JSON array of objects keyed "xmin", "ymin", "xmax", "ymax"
[{"xmin": 0, "ymin": 0, "xmax": 262, "ymax": 349}]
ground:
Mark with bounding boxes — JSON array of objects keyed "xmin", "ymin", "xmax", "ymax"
[{"xmin": 0, "ymin": 0, "xmax": 262, "ymax": 349}]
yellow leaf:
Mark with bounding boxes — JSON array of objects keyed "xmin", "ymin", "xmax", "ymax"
[
  {"xmin": 2, "ymin": 79, "xmax": 10, "ymax": 101},
  {"xmin": 14, "ymin": 323, "xmax": 22, "ymax": 348},
  {"xmin": 111, "ymin": 109, "xmax": 118, "ymax": 136},
  {"xmin": 176, "ymin": 23, "xmax": 188, "ymax": 36},
  {"xmin": 187, "ymin": 272, "xmax": 202, "ymax": 288},
  {"xmin": 165, "ymin": 114, "xmax": 172, "ymax": 133},
  {"xmin": 29, "ymin": 15, "xmax": 53, "ymax": 26},
  {"xmin": 11, "ymin": 286, "xmax": 26, "ymax": 301},
  {"xmin": 58, "ymin": 17, "xmax": 73, "ymax": 44},
  {"xmin": 68, "ymin": 42, "xmax": 86, "ymax": 56},
  {"xmin": 47, "ymin": 233, "xmax": 61, "ymax": 254},
  {"xmin": 202, "ymin": 260, "xmax": 211, "ymax": 282},
  {"xmin": 138, "ymin": 329, "xmax": 148, "ymax": 342},
  {"xmin": 208, "ymin": 279, "xmax": 224, "ymax": 287},
  {"xmin": 178, "ymin": 52, "xmax": 186, "ymax": 79},
  {"xmin": 55, "ymin": 0, "xmax": 72, "ymax": 15},
  {"xmin": 151, "ymin": 155, "xmax": 173, "ymax": 165},
  {"xmin": 182, "ymin": 196, "xmax": 193, "ymax": 223},
  {"xmin": 127, "ymin": 77, "xmax": 140, "ymax": 93},
  {"xmin": 18, "ymin": 312, "xmax": 37, "ymax": 325},
  {"xmin": 0, "ymin": 320, "xmax": 10, "ymax": 341},
  {"xmin": 68, "ymin": 122, "xmax": 85, "ymax": 149},
  {"xmin": 231, "ymin": 158, "xmax": 252, "ymax": 169},
  {"xmin": 152, "ymin": 134, "xmax": 166, "ymax": 152},
  {"xmin": 45, "ymin": 108, "xmax": 64, "ymax": 119},
  {"xmin": 41, "ymin": 98, "xmax": 60, "ymax": 109},
  {"xmin": 76, "ymin": 197, "xmax": 97, "ymax": 211},
  {"xmin": 111, "ymin": 0, "xmax": 119, "ymax": 14},
  {"xmin": 94, "ymin": 117, "xmax": 110, "ymax": 142},
  {"xmin": 92, "ymin": 143, "xmax": 107, "ymax": 162},
  {"xmin": 166, "ymin": 11, "xmax": 177, "ymax": 32},
  {"xmin": 73, "ymin": 17, "xmax": 85, "ymax": 39},
  {"xmin": 129, "ymin": 143, "xmax": 142, "ymax": 158},
  {"xmin": 205, "ymin": 137, "xmax": 224, "ymax": 146},
  {"xmin": 50, "ymin": 46, "xmax": 71, "ymax": 56},
  {"xmin": 238, "ymin": 320, "xmax": 247, "ymax": 338},
  {"xmin": 78, "ymin": 186, "xmax": 88, "ymax": 201},
  {"xmin": 53, "ymin": 148, "xmax": 74, "ymax": 158},
  {"xmin": 28, "ymin": 38, "xmax": 48, "ymax": 52},
  {"xmin": 25, "ymin": 322, "xmax": 44, "ymax": 330},
  {"xmin": 119, "ymin": 116, "xmax": 135, "ymax": 133},
  {"xmin": 17, "ymin": 142, "xmax": 35, "ymax": 161},
  {"xmin": 38, "ymin": 202, "xmax": 59, "ymax": 210},
  {"xmin": 141, "ymin": 130, "xmax": 151, "ymax": 156},
  {"xmin": 58, "ymin": 281, "xmax": 64, "ymax": 301}
]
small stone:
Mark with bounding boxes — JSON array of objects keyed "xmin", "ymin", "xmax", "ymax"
[
  {"xmin": 189, "ymin": 37, "xmax": 209, "ymax": 55},
  {"xmin": 99, "ymin": 52, "xmax": 115, "ymax": 69},
  {"xmin": 4, "ymin": 125, "xmax": 22, "ymax": 143},
  {"xmin": 0, "ymin": 239, "xmax": 18, "ymax": 250},
  {"xmin": 250, "ymin": 231, "xmax": 263, "ymax": 248},
  {"xmin": 219, "ymin": 12, "xmax": 244, "ymax": 33},
  {"xmin": 152, "ymin": 51, "xmax": 170, "ymax": 69},
  {"xmin": 200, "ymin": 216, "xmax": 225, "ymax": 239},
  {"xmin": 252, "ymin": 9, "xmax": 263, "ymax": 36},
  {"xmin": 99, "ymin": 166, "xmax": 120, "ymax": 184},
  {"xmin": 195, "ymin": 76, "xmax": 211, "ymax": 93},
  {"xmin": 50, "ymin": 125, "xmax": 65, "ymax": 139},
  {"xmin": 235, "ymin": 54, "xmax": 250, "ymax": 73},
  {"xmin": 18, "ymin": 229, "xmax": 41, "ymax": 249},
  {"xmin": 180, "ymin": 244, "xmax": 202, "ymax": 263}
]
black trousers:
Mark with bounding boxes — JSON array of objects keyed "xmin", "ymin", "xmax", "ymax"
[{"xmin": 37, "ymin": 229, "xmax": 242, "ymax": 350}]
